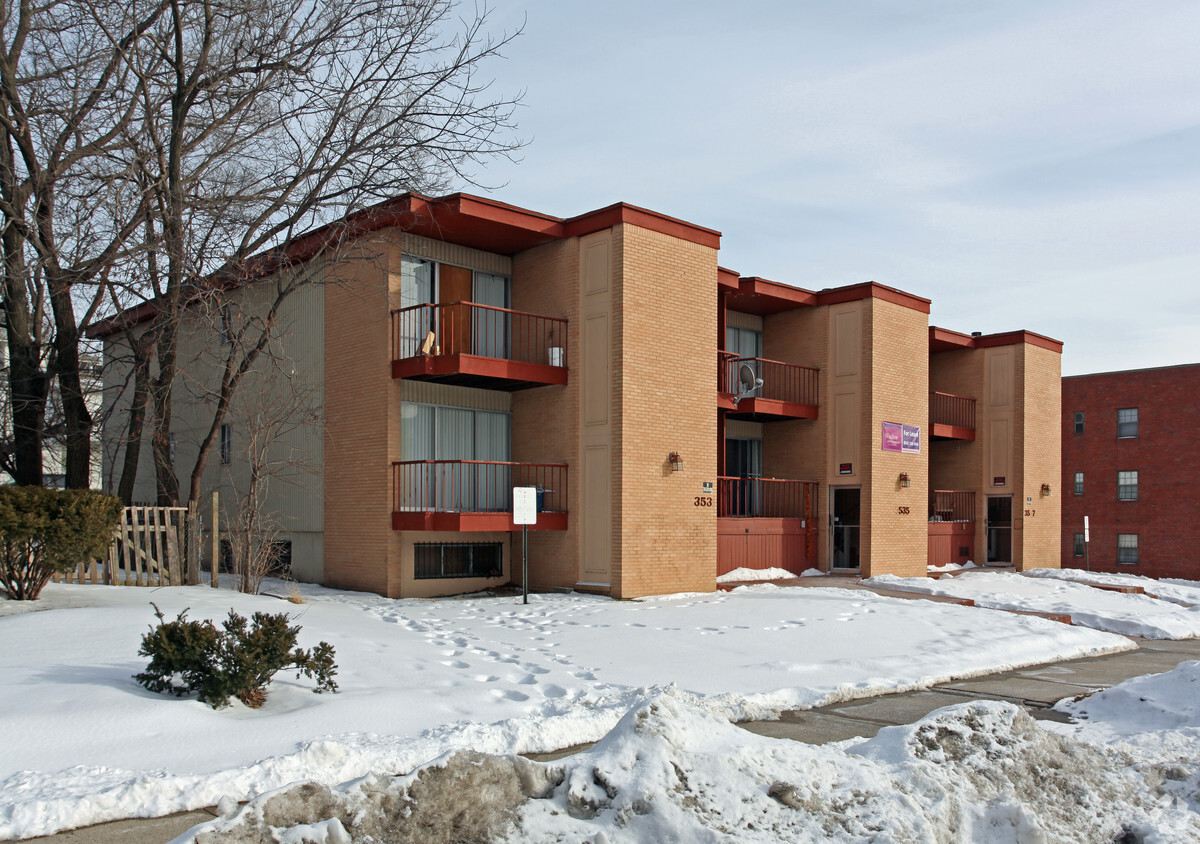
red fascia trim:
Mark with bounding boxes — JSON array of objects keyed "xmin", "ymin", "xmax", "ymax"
[
  {"xmin": 815, "ymin": 282, "xmax": 932, "ymax": 314},
  {"xmin": 974, "ymin": 330, "xmax": 1063, "ymax": 354},
  {"xmin": 737, "ymin": 276, "xmax": 818, "ymax": 307},
  {"xmin": 563, "ymin": 202, "xmax": 721, "ymax": 249},
  {"xmin": 717, "ymin": 266, "xmax": 741, "ymax": 290},
  {"xmin": 441, "ymin": 193, "xmax": 565, "ymax": 235},
  {"xmin": 929, "ymin": 326, "xmax": 975, "ymax": 351},
  {"xmin": 85, "ymin": 301, "xmax": 159, "ymax": 339}
]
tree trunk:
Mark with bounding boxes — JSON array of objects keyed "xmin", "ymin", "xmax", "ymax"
[
  {"xmin": 117, "ymin": 332, "xmax": 153, "ymax": 504},
  {"xmin": 48, "ymin": 274, "xmax": 93, "ymax": 488}
]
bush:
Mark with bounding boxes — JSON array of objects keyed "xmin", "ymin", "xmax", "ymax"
[
  {"xmin": 135, "ymin": 603, "xmax": 338, "ymax": 708},
  {"xmin": 0, "ymin": 486, "xmax": 123, "ymax": 600}
]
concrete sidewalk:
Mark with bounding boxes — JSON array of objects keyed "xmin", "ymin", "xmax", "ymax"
[{"xmin": 24, "ymin": 636, "xmax": 1200, "ymax": 843}]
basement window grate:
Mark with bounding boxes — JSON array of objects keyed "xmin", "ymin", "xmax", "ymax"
[{"xmin": 415, "ymin": 542, "xmax": 503, "ymax": 580}]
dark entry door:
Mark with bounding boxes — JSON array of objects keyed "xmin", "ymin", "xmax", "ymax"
[
  {"xmin": 724, "ymin": 438, "xmax": 762, "ymax": 516},
  {"xmin": 986, "ymin": 495, "xmax": 1013, "ymax": 564},
  {"xmin": 831, "ymin": 487, "xmax": 861, "ymax": 569}
]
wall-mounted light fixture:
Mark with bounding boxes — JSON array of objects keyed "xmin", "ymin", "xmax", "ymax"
[
  {"xmin": 668, "ymin": 452, "xmax": 684, "ymax": 472},
  {"xmin": 898, "ymin": 472, "xmax": 910, "ymax": 489},
  {"xmin": 1041, "ymin": 483, "xmax": 1051, "ymax": 497}
]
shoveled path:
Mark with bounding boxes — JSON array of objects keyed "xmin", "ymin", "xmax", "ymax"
[{"xmin": 24, "ymin": 619, "xmax": 1200, "ymax": 842}]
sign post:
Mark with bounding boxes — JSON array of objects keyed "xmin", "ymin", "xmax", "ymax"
[
  {"xmin": 1084, "ymin": 515, "xmax": 1090, "ymax": 572},
  {"xmin": 513, "ymin": 487, "xmax": 538, "ymax": 604}
]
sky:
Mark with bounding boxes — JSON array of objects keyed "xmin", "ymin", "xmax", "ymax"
[{"xmin": 468, "ymin": 0, "xmax": 1200, "ymax": 377}]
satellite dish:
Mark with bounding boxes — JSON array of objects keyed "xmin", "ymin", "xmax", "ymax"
[{"xmin": 733, "ymin": 363, "xmax": 764, "ymax": 406}]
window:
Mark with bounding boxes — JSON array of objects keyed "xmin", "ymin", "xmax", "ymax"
[
  {"xmin": 219, "ymin": 304, "xmax": 233, "ymax": 344},
  {"xmin": 1117, "ymin": 470, "xmax": 1138, "ymax": 501},
  {"xmin": 1117, "ymin": 534, "xmax": 1139, "ymax": 565},
  {"xmin": 1117, "ymin": 407, "xmax": 1138, "ymax": 438},
  {"xmin": 169, "ymin": 433, "xmax": 177, "ymax": 464},
  {"xmin": 220, "ymin": 423, "xmax": 232, "ymax": 465},
  {"xmin": 1073, "ymin": 533, "xmax": 1085, "ymax": 557},
  {"xmin": 415, "ymin": 542, "xmax": 503, "ymax": 579},
  {"xmin": 1073, "ymin": 472, "xmax": 1084, "ymax": 495},
  {"xmin": 399, "ymin": 403, "xmax": 511, "ymax": 512},
  {"xmin": 1073, "ymin": 411, "xmax": 1084, "ymax": 434}
]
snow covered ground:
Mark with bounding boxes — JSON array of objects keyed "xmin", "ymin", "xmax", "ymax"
[
  {"xmin": 866, "ymin": 569, "xmax": 1200, "ymax": 638},
  {"xmin": 0, "ymin": 579, "xmax": 1135, "ymax": 839},
  {"xmin": 1024, "ymin": 566, "xmax": 1200, "ymax": 606},
  {"xmin": 180, "ymin": 663, "xmax": 1200, "ymax": 843}
]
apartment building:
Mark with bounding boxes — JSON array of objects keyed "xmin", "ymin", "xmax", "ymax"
[
  {"xmin": 92, "ymin": 192, "xmax": 1063, "ymax": 598},
  {"xmin": 1061, "ymin": 363, "xmax": 1200, "ymax": 578}
]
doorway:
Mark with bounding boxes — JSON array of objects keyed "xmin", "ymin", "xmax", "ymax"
[
  {"xmin": 830, "ymin": 486, "xmax": 861, "ymax": 569},
  {"xmin": 986, "ymin": 495, "xmax": 1013, "ymax": 564},
  {"xmin": 724, "ymin": 438, "xmax": 762, "ymax": 517}
]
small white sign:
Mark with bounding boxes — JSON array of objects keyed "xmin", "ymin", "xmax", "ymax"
[
  {"xmin": 1084, "ymin": 515, "xmax": 1090, "ymax": 543},
  {"xmin": 513, "ymin": 486, "xmax": 538, "ymax": 525}
]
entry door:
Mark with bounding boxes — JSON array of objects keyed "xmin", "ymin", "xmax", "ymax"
[
  {"xmin": 830, "ymin": 487, "xmax": 861, "ymax": 569},
  {"xmin": 724, "ymin": 438, "xmax": 762, "ymax": 516},
  {"xmin": 398, "ymin": 256, "xmax": 436, "ymax": 357},
  {"xmin": 986, "ymin": 495, "xmax": 1013, "ymax": 564},
  {"xmin": 472, "ymin": 272, "xmax": 510, "ymax": 359}
]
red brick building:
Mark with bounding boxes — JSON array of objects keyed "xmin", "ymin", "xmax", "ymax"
[{"xmin": 1062, "ymin": 363, "xmax": 1200, "ymax": 578}]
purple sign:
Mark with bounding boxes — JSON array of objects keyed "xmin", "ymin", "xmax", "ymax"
[
  {"xmin": 882, "ymin": 421, "xmax": 921, "ymax": 454},
  {"xmin": 881, "ymin": 421, "xmax": 902, "ymax": 452}
]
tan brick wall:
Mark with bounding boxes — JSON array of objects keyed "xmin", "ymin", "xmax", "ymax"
[
  {"xmin": 324, "ymin": 236, "xmax": 396, "ymax": 595},
  {"xmin": 613, "ymin": 223, "xmax": 718, "ymax": 597},
  {"xmin": 763, "ymin": 305, "xmax": 830, "ymax": 566},
  {"xmin": 863, "ymin": 299, "xmax": 929, "ymax": 578},
  {"xmin": 1018, "ymin": 343, "xmax": 1062, "ymax": 570},
  {"xmin": 511, "ymin": 238, "xmax": 581, "ymax": 590}
]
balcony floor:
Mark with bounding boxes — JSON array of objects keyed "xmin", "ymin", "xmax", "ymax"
[
  {"xmin": 393, "ymin": 354, "xmax": 567, "ymax": 391},
  {"xmin": 931, "ymin": 423, "xmax": 975, "ymax": 441},
  {"xmin": 393, "ymin": 511, "xmax": 568, "ymax": 531},
  {"xmin": 719, "ymin": 394, "xmax": 819, "ymax": 421}
]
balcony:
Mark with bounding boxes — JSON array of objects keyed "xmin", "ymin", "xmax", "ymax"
[
  {"xmin": 931, "ymin": 392, "xmax": 975, "ymax": 440},
  {"xmin": 717, "ymin": 477, "xmax": 818, "ymax": 578},
  {"xmin": 391, "ymin": 302, "xmax": 567, "ymax": 390},
  {"xmin": 717, "ymin": 352, "xmax": 819, "ymax": 420},
  {"xmin": 392, "ymin": 460, "xmax": 568, "ymax": 531},
  {"xmin": 928, "ymin": 490, "xmax": 975, "ymax": 569},
  {"xmin": 717, "ymin": 476, "xmax": 817, "ymax": 519}
]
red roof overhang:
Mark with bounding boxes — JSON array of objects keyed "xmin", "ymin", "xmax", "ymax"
[{"xmin": 930, "ymin": 326, "xmax": 1063, "ymax": 354}]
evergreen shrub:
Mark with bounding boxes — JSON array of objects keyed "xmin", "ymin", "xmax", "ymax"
[
  {"xmin": 135, "ymin": 603, "xmax": 338, "ymax": 708},
  {"xmin": 0, "ymin": 486, "xmax": 122, "ymax": 600}
]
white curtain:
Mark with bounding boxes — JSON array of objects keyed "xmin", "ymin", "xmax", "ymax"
[
  {"xmin": 401, "ymin": 403, "xmax": 511, "ymax": 512},
  {"xmin": 399, "ymin": 256, "xmax": 436, "ymax": 357},
  {"xmin": 472, "ymin": 272, "xmax": 510, "ymax": 359}
]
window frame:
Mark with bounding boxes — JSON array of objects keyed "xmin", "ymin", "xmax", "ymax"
[
  {"xmin": 1072, "ymin": 533, "xmax": 1085, "ymax": 557},
  {"xmin": 1073, "ymin": 472, "xmax": 1084, "ymax": 495},
  {"xmin": 1117, "ymin": 407, "xmax": 1138, "ymax": 438},
  {"xmin": 220, "ymin": 423, "xmax": 232, "ymax": 465},
  {"xmin": 1117, "ymin": 469, "xmax": 1138, "ymax": 501},
  {"xmin": 1116, "ymin": 533, "xmax": 1139, "ymax": 565}
]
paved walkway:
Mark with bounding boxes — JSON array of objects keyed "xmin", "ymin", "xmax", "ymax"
[{"xmin": 23, "ymin": 593, "xmax": 1200, "ymax": 843}]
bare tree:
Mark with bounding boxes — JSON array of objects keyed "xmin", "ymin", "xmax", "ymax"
[{"xmin": 1, "ymin": 0, "xmax": 521, "ymax": 497}]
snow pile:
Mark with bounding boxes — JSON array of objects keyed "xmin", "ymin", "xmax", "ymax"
[
  {"xmin": 176, "ymin": 688, "xmax": 1200, "ymax": 843},
  {"xmin": 1025, "ymin": 567, "xmax": 1200, "ymax": 606},
  {"xmin": 866, "ymin": 570, "xmax": 1200, "ymax": 638},
  {"xmin": 0, "ymin": 582, "xmax": 1135, "ymax": 838},
  {"xmin": 716, "ymin": 566, "xmax": 796, "ymax": 583}
]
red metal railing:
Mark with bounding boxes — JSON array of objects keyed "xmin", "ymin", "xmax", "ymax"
[
  {"xmin": 929, "ymin": 490, "xmax": 975, "ymax": 522},
  {"xmin": 717, "ymin": 477, "xmax": 817, "ymax": 519},
  {"xmin": 392, "ymin": 460, "xmax": 568, "ymax": 514},
  {"xmin": 391, "ymin": 302, "xmax": 567, "ymax": 368},
  {"xmin": 718, "ymin": 354, "xmax": 819, "ymax": 407},
  {"xmin": 931, "ymin": 392, "xmax": 975, "ymax": 430}
]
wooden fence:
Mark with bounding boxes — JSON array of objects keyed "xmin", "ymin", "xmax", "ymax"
[{"xmin": 52, "ymin": 504, "xmax": 203, "ymax": 587}]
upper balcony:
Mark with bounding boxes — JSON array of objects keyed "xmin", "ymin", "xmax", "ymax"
[
  {"xmin": 717, "ymin": 352, "xmax": 819, "ymax": 420},
  {"xmin": 391, "ymin": 302, "xmax": 568, "ymax": 391},
  {"xmin": 392, "ymin": 460, "xmax": 568, "ymax": 531},
  {"xmin": 930, "ymin": 391, "xmax": 976, "ymax": 440}
]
